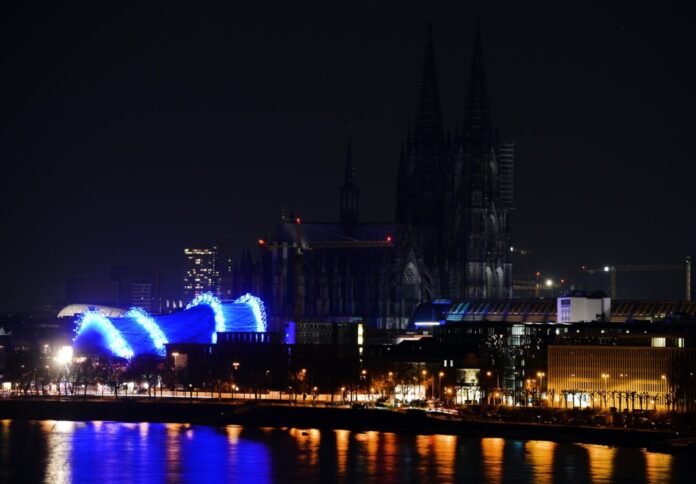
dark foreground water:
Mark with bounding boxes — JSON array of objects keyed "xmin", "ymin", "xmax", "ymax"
[{"xmin": 0, "ymin": 420, "xmax": 690, "ymax": 483}]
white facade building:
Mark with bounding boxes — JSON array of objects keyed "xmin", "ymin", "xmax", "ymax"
[{"xmin": 557, "ymin": 296, "xmax": 611, "ymax": 323}]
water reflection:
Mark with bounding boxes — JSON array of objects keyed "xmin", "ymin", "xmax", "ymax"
[
  {"xmin": 481, "ymin": 437, "xmax": 505, "ymax": 483},
  {"xmin": 644, "ymin": 451, "xmax": 673, "ymax": 484},
  {"xmin": 583, "ymin": 444, "xmax": 617, "ymax": 482},
  {"xmin": 43, "ymin": 421, "xmax": 75, "ymax": 484},
  {"xmin": 335, "ymin": 429, "xmax": 350, "ymax": 475},
  {"xmin": 0, "ymin": 420, "xmax": 685, "ymax": 482},
  {"xmin": 525, "ymin": 440, "xmax": 556, "ymax": 484}
]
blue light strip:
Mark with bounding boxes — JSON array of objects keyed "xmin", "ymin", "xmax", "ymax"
[
  {"xmin": 414, "ymin": 321, "xmax": 442, "ymax": 327},
  {"xmin": 126, "ymin": 307, "xmax": 168, "ymax": 356},
  {"xmin": 234, "ymin": 293, "xmax": 267, "ymax": 332},
  {"xmin": 186, "ymin": 292, "xmax": 225, "ymax": 343},
  {"xmin": 74, "ymin": 310, "xmax": 134, "ymax": 359}
]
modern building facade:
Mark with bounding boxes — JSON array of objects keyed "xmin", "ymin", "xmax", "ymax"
[{"xmin": 548, "ymin": 344, "xmax": 696, "ymax": 412}]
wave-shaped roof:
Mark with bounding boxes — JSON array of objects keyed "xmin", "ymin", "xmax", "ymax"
[{"xmin": 72, "ymin": 293, "xmax": 266, "ymax": 358}]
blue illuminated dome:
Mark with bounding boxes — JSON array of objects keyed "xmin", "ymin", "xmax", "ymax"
[{"xmin": 73, "ymin": 293, "xmax": 267, "ymax": 358}]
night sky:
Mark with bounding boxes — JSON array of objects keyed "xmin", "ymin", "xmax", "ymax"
[{"xmin": 2, "ymin": 2, "xmax": 694, "ymax": 310}]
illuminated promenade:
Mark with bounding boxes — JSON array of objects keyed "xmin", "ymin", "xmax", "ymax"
[{"xmin": 0, "ymin": 397, "xmax": 689, "ymax": 452}]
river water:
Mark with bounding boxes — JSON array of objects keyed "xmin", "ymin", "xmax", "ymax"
[{"xmin": 0, "ymin": 420, "xmax": 689, "ymax": 482}]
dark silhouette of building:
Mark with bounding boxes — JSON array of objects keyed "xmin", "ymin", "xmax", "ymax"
[
  {"xmin": 396, "ymin": 23, "xmax": 513, "ymax": 300},
  {"xmin": 66, "ymin": 266, "xmax": 162, "ymax": 313},
  {"xmin": 229, "ymin": 24, "xmax": 515, "ymax": 330}
]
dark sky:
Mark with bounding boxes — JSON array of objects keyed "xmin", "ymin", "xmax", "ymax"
[{"xmin": 1, "ymin": 1, "xmax": 694, "ymax": 310}]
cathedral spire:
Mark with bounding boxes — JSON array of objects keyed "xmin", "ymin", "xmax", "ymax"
[
  {"xmin": 414, "ymin": 22, "xmax": 444, "ymax": 147},
  {"xmin": 462, "ymin": 20, "xmax": 492, "ymax": 142},
  {"xmin": 396, "ymin": 24, "xmax": 445, "ymax": 225},
  {"xmin": 344, "ymin": 124, "xmax": 355, "ymax": 186},
  {"xmin": 340, "ymin": 126, "xmax": 359, "ymax": 234}
]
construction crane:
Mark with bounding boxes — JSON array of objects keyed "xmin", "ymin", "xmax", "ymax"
[
  {"xmin": 509, "ymin": 246, "xmax": 532, "ymax": 255},
  {"xmin": 582, "ymin": 257, "xmax": 692, "ymax": 301}
]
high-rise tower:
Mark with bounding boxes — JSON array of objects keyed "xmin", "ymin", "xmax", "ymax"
[{"xmin": 183, "ymin": 246, "xmax": 219, "ymax": 301}]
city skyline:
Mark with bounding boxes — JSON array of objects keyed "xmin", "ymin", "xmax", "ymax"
[
  {"xmin": 2, "ymin": 2, "xmax": 695, "ymax": 310},
  {"xmin": 2, "ymin": 4, "xmax": 696, "ymax": 477}
]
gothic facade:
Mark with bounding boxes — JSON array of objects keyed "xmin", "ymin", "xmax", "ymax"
[
  {"xmin": 226, "ymin": 25, "xmax": 514, "ymax": 331},
  {"xmin": 396, "ymin": 24, "xmax": 514, "ymax": 302}
]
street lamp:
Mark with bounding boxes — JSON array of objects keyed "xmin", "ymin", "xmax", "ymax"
[
  {"xmin": 438, "ymin": 371, "xmax": 445, "ymax": 401},
  {"xmin": 536, "ymin": 372, "xmax": 545, "ymax": 394},
  {"xmin": 55, "ymin": 346, "xmax": 73, "ymax": 366},
  {"xmin": 54, "ymin": 346, "xmax": 73, "ymax": 396},
  {"xmin": 360, "ymin": 369, "xmax": 368, "ymax": 401},
  {"xmin": 485, "ymin": 371, "xmax": 497, "ymax": 405}
]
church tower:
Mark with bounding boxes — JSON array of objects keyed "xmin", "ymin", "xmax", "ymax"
[
  {"xmin": 454, "ymin": 23, "xmax": 514, "ymax": 299},
  {"xmin": 340, "ymin": 130, "xmax": 359, "ymax": 236},
  {"xmin": 396, "ymin": 24, "xmax": 448, "ymax": 298}
]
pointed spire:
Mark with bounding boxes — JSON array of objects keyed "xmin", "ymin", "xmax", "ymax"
[
  {"xmin": 462, "ymin": 20, "xmax": 492, "ymax": 142},
  {"xmin": 344, "ymin": 122, "xmax": 356, "ymax": 186},
  {"xmin": 340, "ymin": 125, "xmax": 359, "ymax": 232},
  {"xmin": 414, "ymin": 22, "xmax": 444, "ymax": 146}
]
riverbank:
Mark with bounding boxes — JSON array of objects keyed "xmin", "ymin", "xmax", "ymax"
[{"xmin": 0, "ymin": 397, "xmax": 686, "ymax": 450}]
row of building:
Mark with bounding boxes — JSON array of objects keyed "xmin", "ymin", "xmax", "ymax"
[
  {"xmin": 2, "ymin": 286, "xmax": 695, "ymax": 412},
  {"xmin": 160, "ymin": 294, "xmax": 696, "ymax": 412}
]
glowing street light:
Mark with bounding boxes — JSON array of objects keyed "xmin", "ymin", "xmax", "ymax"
[
  {"xmin": 438, "ymin": 371, "xmax": 445, "ymax": 401},
  {"xmin": 55, "ymin": 346, "xmax": 73, "ymax": 366},
  {"xmin": 536, "ymin": 371, "xmax": 545, "ymax": 393}
]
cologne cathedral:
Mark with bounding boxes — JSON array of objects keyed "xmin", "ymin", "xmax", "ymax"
[{"xmin": 225, "ymin": 25, "xmax": 514, "ymax": 330}]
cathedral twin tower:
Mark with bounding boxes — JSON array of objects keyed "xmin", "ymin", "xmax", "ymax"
[{"xmin": 391, "ymin": 24, "xmax": 513, "ymax": 301}]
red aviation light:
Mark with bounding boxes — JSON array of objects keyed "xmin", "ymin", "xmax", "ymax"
[
  {"xmin": 258, "ymin": 239, "xmax": 266, "ymax": 246},
  {"xmin": 535, "ymin": 271, "xmax": 541, "ymax": 277},
  {"xmin": 386, "ymin": 235, "xmax": 393, "ymax": 243},
  {"xmin": 295, "ymin": 217, "xmax": 301, "ymax": 225}
]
